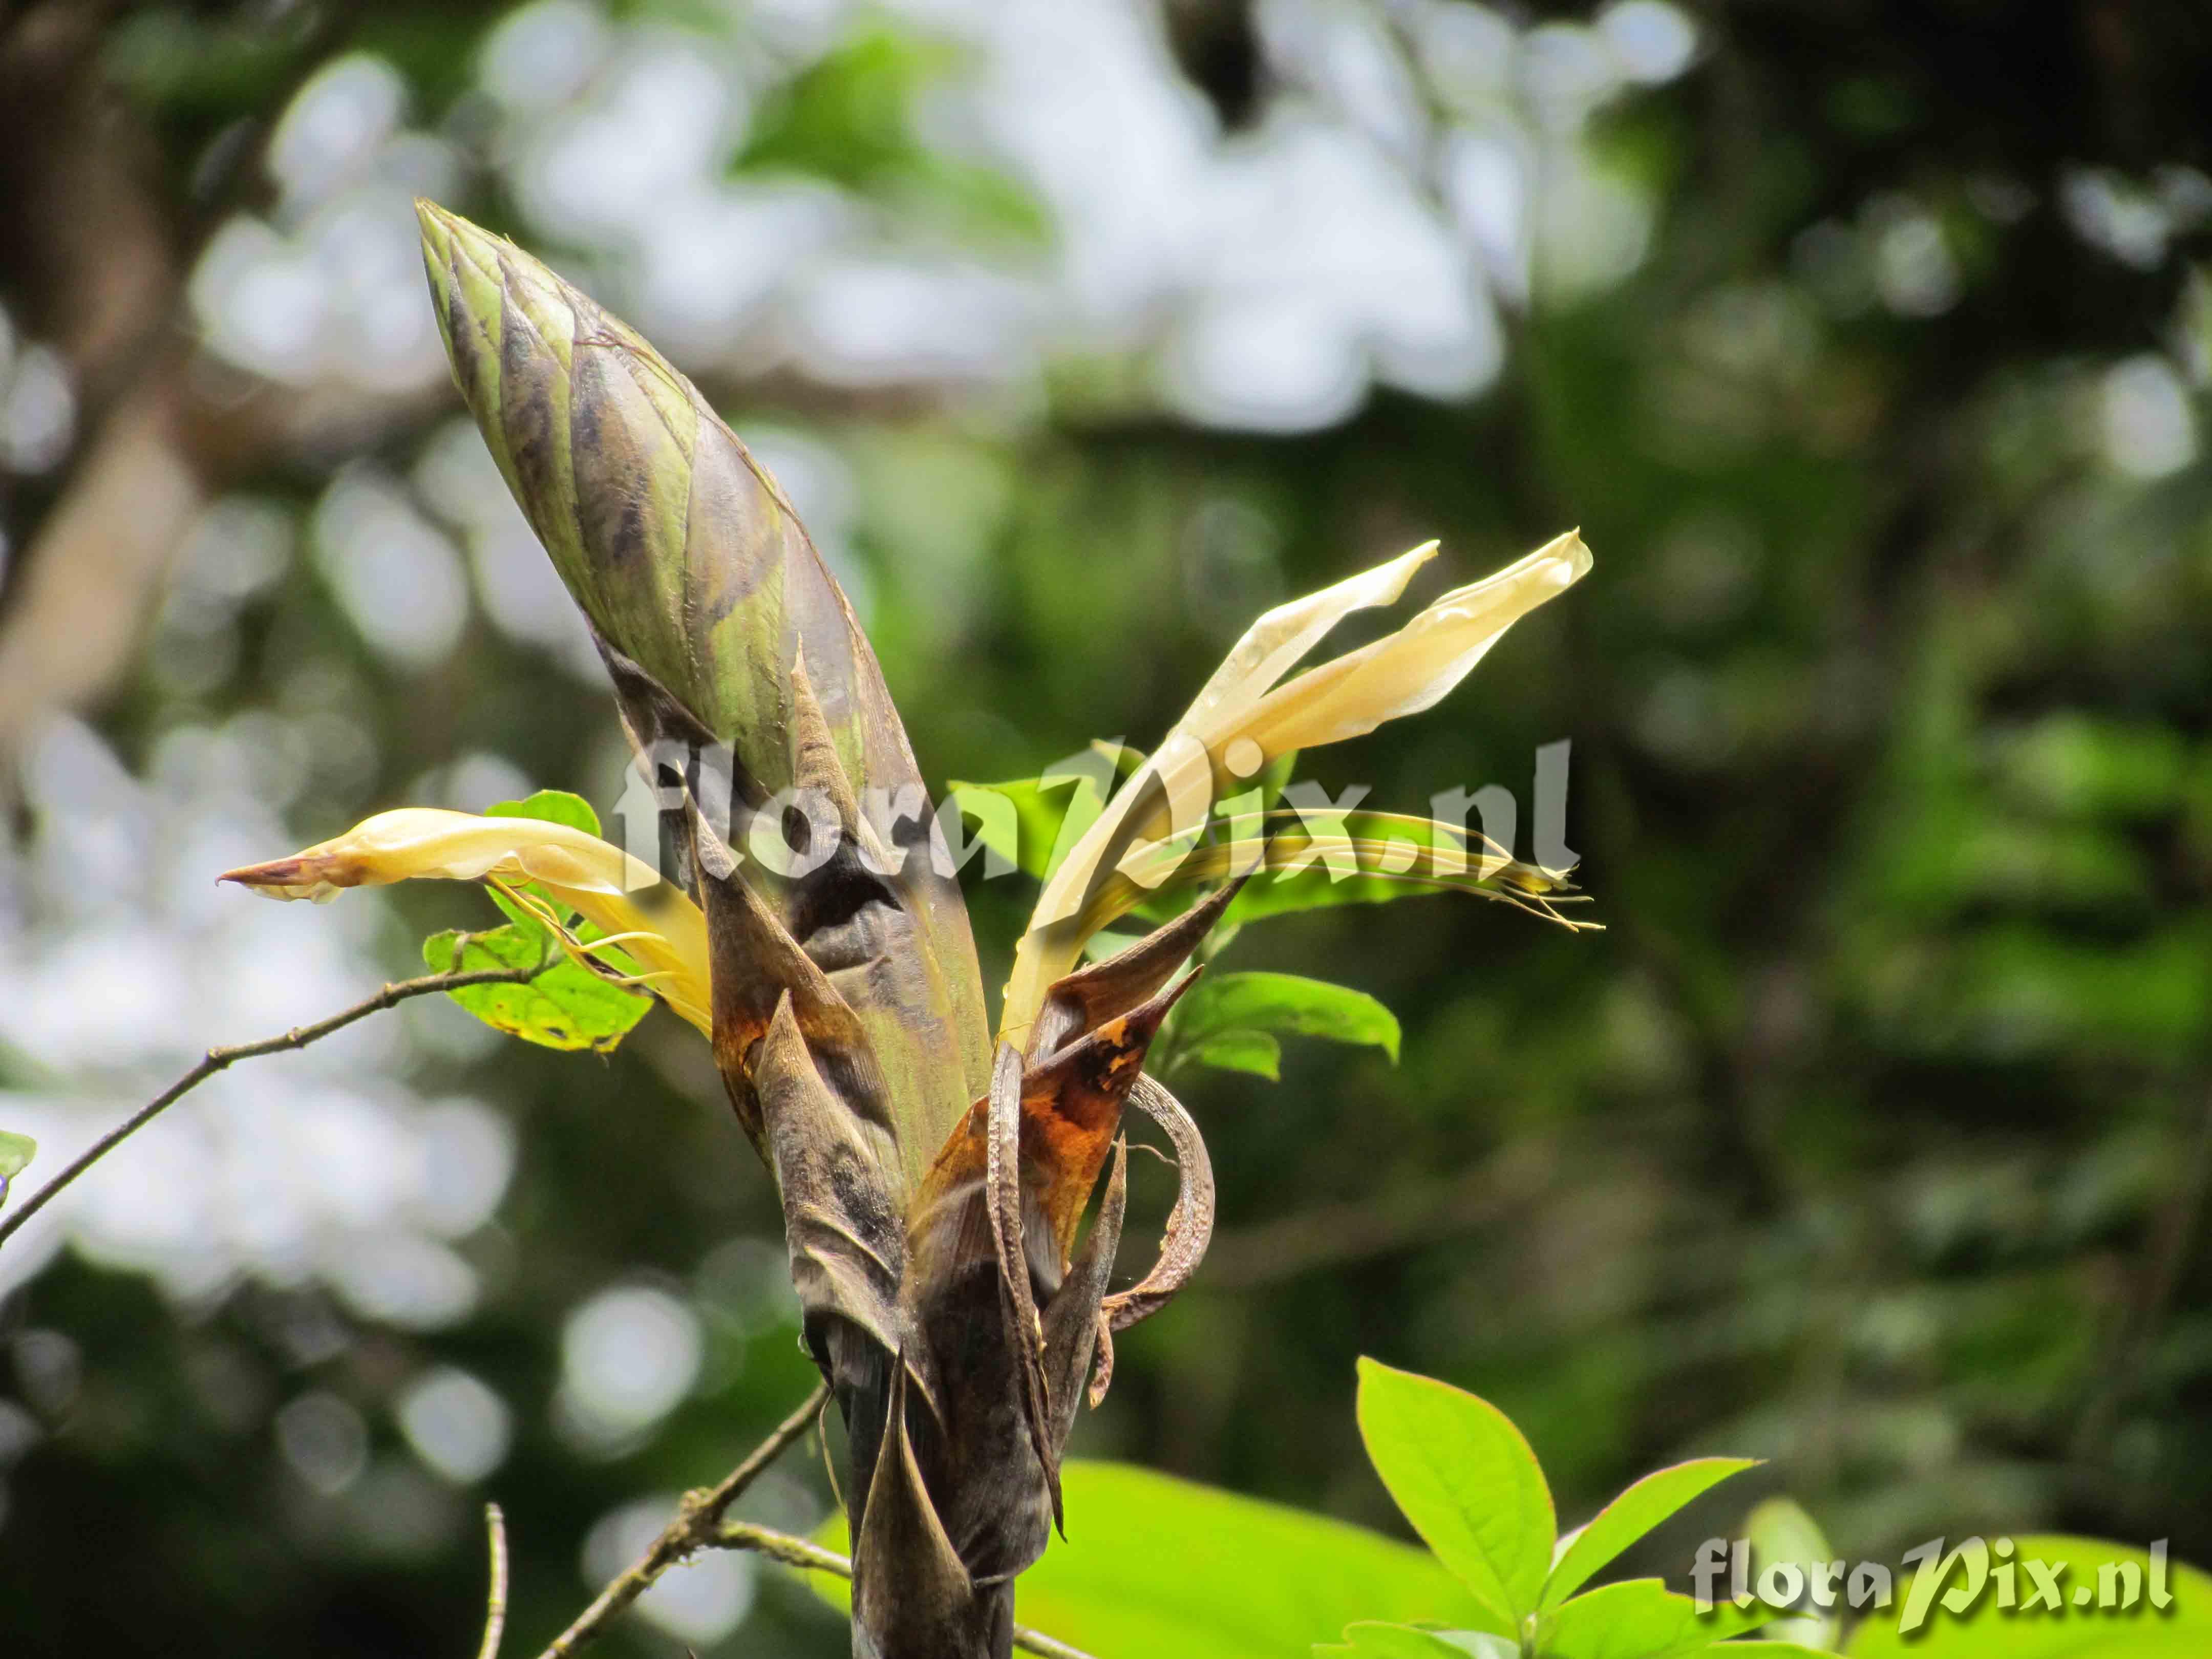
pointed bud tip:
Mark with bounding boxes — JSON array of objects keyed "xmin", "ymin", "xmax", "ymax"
[
  {"xmin": 412, "ymin": 199, "xmax": 524, "ymax": 278},
  {"xmin": 216, "ymin": 857, "xmax": 342, "ymax": 902},
  {"xmin": 1098, "ymin": 968, "xmax": 1198, "ymax": 1050},
  {"xmin": 414, "ymin": 197, "xmax": 455, "ymax": 256},
  {"xmin": 216, "ymin": 857, "xmax": 299, "ymax": 887}
]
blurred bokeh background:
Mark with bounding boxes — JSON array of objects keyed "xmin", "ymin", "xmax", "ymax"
[{"xmin": 3, "ymin": 0, "xmax": 2210, "ymax": 1652}]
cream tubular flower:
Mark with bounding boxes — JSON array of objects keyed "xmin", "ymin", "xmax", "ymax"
[
  {"xmin": 1001, "ymin": 531, "xmax": 1592, "ymax": 1046},
  {"xmin": 220, "ymin": 809, "xmax": 712, "ymax": 1034}
]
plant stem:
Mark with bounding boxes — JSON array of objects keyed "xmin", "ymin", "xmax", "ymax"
[
  {"xmin": 0, "ymin": 960, "xmax": 550, "ymax": 1251},
  {"xmin": 711, "ymin": 1522, "xmax": 1097, "ymax": 1659},
  {"xmin": 540, "ymin": 1381, "xmax": 1096, "ymax": 1659},
  {"xmin": 478, "ymin": 1503, "xmax": 510, "ymax": 1659}
]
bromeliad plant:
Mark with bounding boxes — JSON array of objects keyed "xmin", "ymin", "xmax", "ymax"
[{"xmin": 219, "ymin": 202, "xmax": 1594, "ymax": 1659}]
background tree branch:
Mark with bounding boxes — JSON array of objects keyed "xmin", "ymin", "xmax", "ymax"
[
  {"xmin": 539, "ymin": 1381, "xmax": 830, "ymax": 1659},
  {"xmin": 0, "ymin": 955, "xmax": 553, "ymax": 1250}
]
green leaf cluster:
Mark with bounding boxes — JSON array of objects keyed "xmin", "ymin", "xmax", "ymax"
[
  {"xmin": 1335, "ymin": 1358, "xmax": 1775, "ymax": 1658},
  {"xmin": 1155, "ymin": 971, "xmax": 1400, "ymax": 1081},
  {"xmin": 790, "ymin": 1355, "xmax": 2209, "ymax": 1658},
  {"xmin": 420, "ymin": 791, "xmax": 652, "ymax": 1053}
]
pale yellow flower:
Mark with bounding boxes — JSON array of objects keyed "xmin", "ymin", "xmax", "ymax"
[
  {"xmin": 1000, "ymin": 531, "xmax": 1592, "ymax": 1046},
  {"xmin": 220, "ymin": 808, "xmax": 711, "ymax": 1034}
]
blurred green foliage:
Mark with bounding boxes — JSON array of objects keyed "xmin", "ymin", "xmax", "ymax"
[{"xmin": 1331, "ymin": 1360, "xmax": 1772, "ymax": 1654}]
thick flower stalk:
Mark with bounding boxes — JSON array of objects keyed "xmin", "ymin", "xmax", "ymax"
[
  {"xmin": 415, "ymin": 201, "xmax": 1236, "ymax": 1658},
  {"xmin": 227, "ymin": 203, "xmax": 1594, "ymax": 1659}
]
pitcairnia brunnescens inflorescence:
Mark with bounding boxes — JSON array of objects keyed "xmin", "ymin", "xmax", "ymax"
[{"xmin": 221, "ymin": 201, "xmax": 1594, "ymax": 1659}]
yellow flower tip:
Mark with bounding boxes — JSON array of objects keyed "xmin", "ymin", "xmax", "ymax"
[
  {"xmin": 219, "ymin": 807, "xmax": 483, "ymax": 902},
  {"xmin": 1542, "ymin": 527, "xmax": 1593, "ymax": 584},
  {"xmin": 221, "ymin": 806, "xmax": 717, "ymax": 1034}
]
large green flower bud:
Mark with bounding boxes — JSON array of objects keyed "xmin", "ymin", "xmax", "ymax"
[{"xmin": 415, "ymin": 200, "xmax": 990, "ymax": 1181}]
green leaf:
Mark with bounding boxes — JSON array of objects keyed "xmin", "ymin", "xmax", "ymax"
[
  {"xmin": 1842, "ymin": 1535, "xmax": 2212, "ymax": 1659},
  {"xmin": 948, "ymin": 747, "xmax": 1152, "ymax": 883},
  {"xmin": 485, "ymin": 882, "xmax": 556, "ymax": 942},
  {"xmin": 0, "ymin": 1128, "xmax": 34, "ymax": 1208},
  {"xmin": 948, "ymin": 771, "xmax": 1111, "ymax": 882},
  {"xmin": 485, "ymin": 789, "xmax": 601, "ymax": 836},
  {"xmin": 423, "ymin": 926, "xmax": 649, "ymax": 1052},
  {"xmin": 2043, "ymin": 1637, "xmax": 2212, "ymax": 1659},
  {"xmin": 1221, "ymin": 812, "xmax": 1566, "ymax": 924},
  {"xmin": 1742, "ymin": 1499, "xmax": 1840, "ymax": 1649},
  {"xmin": 476, "ymin": 794, "xmax": 646, "ymax": 977},
  {"xmin": 1185, "ymin": 1029, "xmax": 1284, "ymax": 1081},
  {"xmin": 1545, "ymin": 1459, "xmax": 1763, "ymax": 1608},
  {"xmin": 810, "ymin": 1460, "xmax": 1502, "ymax": 1657},
  {"xmin": 1541, "ymin": 1578, "xmax": 1775, "ymax": 1658},
  {"xmin": 1317, "ymin": 1624, "xmax": 1517, "ymax": 1657},
  {"xmin": 1356, "ymin": 1357, "xmax": 1556, "ymax": 1628},
  {"xmin": 1167, "ymin": 972, "xmax": 1401, "ymax": 1081}
]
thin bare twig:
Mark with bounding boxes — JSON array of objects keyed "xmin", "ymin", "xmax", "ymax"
[
  {"xmin": 478, "ymin": 1503, "xmax": 510, "ymax": 1659},
  {"xmin": 0, "ymin": 959, "xmax": 550, "ymax": 1251},
  {"xmin": 538, "ymin": 1382, "xmax": 830, "ymax": 1658},
  {"xmin": 712, "ymin": 1522, "xmax": 1097, "ymax": 1659}
]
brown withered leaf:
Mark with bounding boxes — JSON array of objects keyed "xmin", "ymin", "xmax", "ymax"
[
  {"xmin": 984, "ymin": 1043, "xmax": 1056, "ymax": 1524},
  {"xmin": 1024, "ymin": 876, "xmax": 1248, "ymax": 1062},
  {"xmin": 1019, "ymin": 981, "xmax": 1192, "ymax": 1262},
  {"xmin": 1043, "ymin": 1140, "xmax": 1127, "ymax": 1429},
  {"xmin": 750, "ymin": 993, "xmax": 912, "ymax": 1398},
  {"xmin": 852, "ymin": 1361, "xmax": 1005, "ymax": 1659},
  {"xmin": 919, "ymin": 974, "xmax": 1189, "ymax": 1275},
  {"xmin": 1102, "ymin": 1074, "xmax": 1216, "ymax": 1335}
]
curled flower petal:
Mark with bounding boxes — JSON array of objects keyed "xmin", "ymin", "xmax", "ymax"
[
  {"xmin": 1182, "ymin": 539, "xmax": 1437, "ymax": 728},
  {"xmin": 1239, "ymin": 531, "xmax": 1591, "ymax": 754},
  {"xmin": 1001, "ymin": 531, "xmax": 1591, "ymax": 1044}
]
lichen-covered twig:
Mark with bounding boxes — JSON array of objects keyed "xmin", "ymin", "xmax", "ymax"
[
  {"xmin": 477, "ymin": 1503, "xmax": 510, "ymax": 1659},
  {"xmin": 538, "ymin": 1382, "xmax": 830, "ymax": 1658}
]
